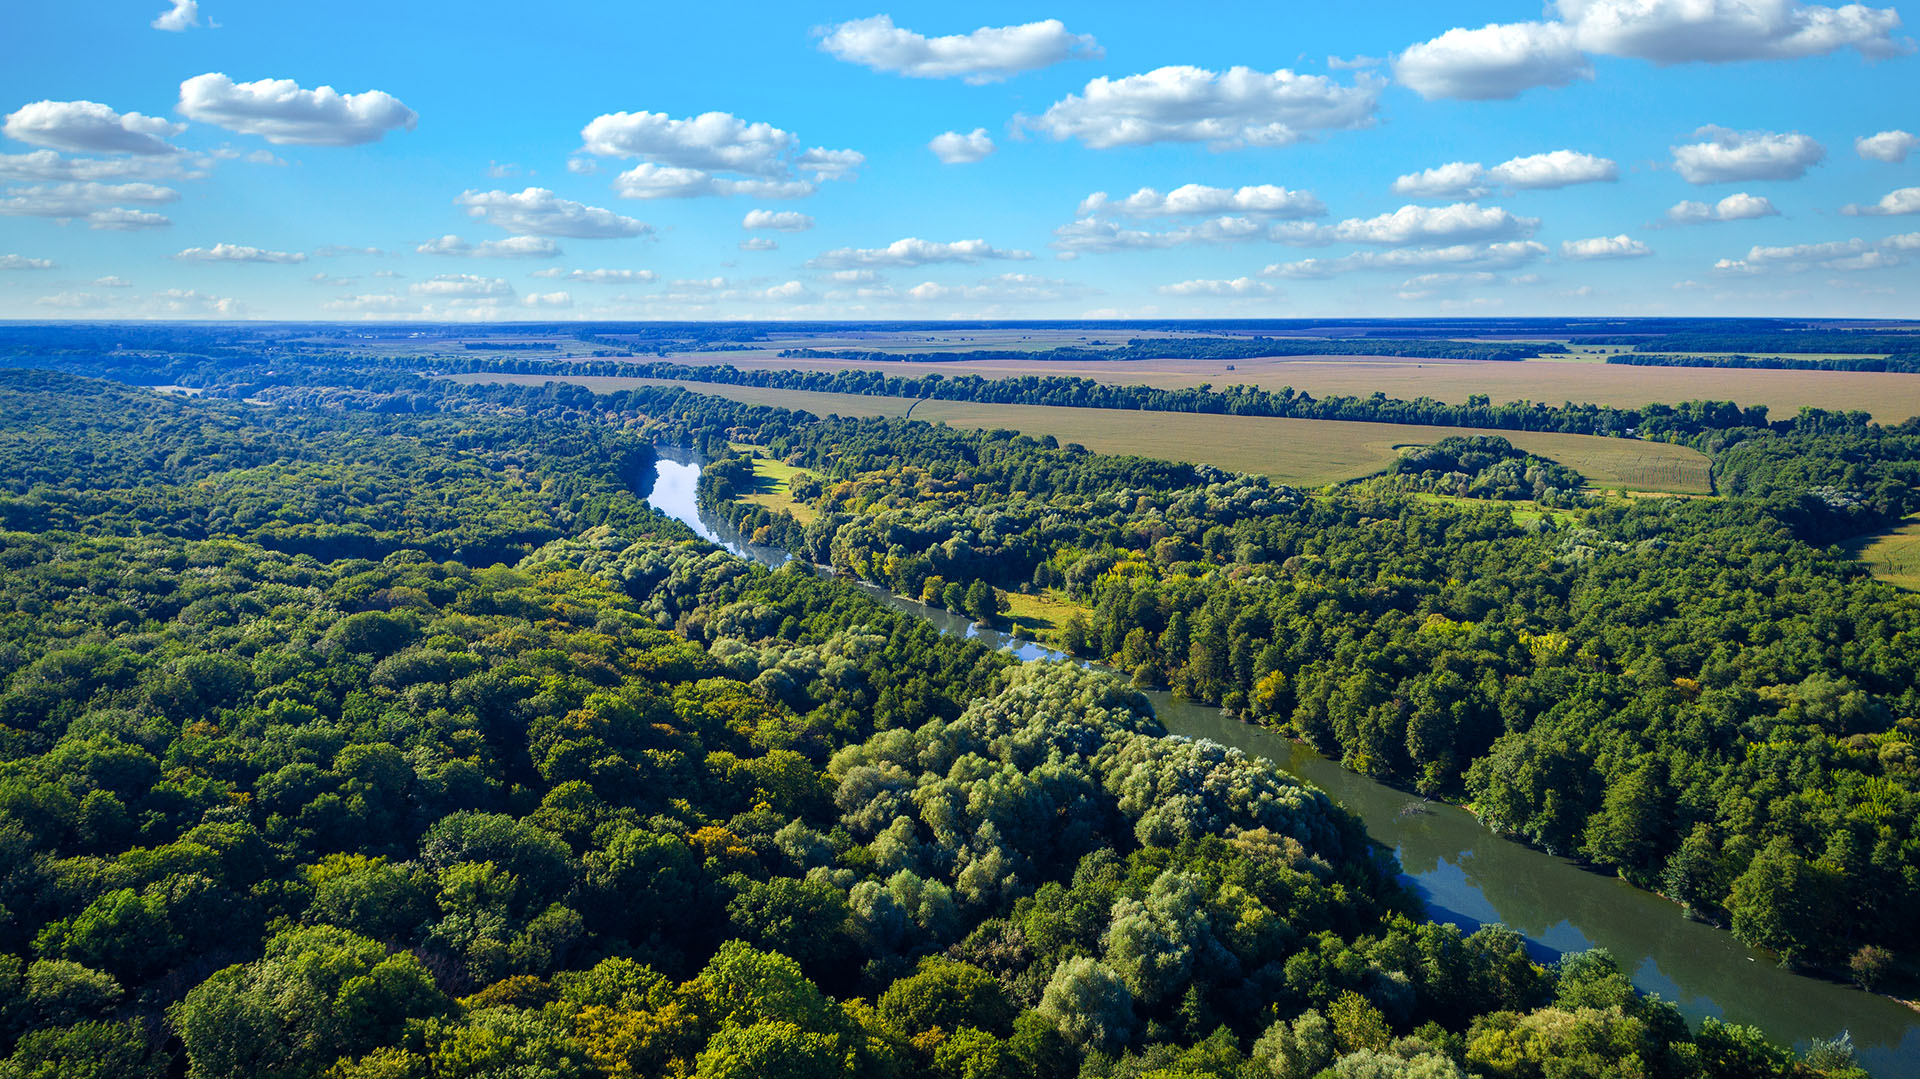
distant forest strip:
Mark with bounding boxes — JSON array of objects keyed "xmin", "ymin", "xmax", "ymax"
[
  {"xmin": 1579, "ymin": 331, "xmax": 1920, "ymax": 356},
  {"xmin": 777, "ymin": 336, "xmax": 1568, "ymax": 364},
  {"xmin": 1609, "ymin": 354, "xmax": 1920, "ymax": 374},
  {"xmin": 424, "ymin": 359, "xmax": 1860, "ymax": 443}
]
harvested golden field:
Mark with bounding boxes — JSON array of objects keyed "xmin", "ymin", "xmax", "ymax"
[
  {"xmin": 642, "ymin": 351, "xmax": 1920, "ymax": 423},
  {"xmin": 905, "ymin": 400, "xmax": 1712, "ymax": 493},
  {"xmin": 449, "ymin": 373, "xmax": 1711, "ymax": 493}
]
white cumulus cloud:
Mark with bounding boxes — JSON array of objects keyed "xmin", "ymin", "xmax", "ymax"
[
  {"xmin": 581, "ymin": 109, "xmax": 862, "ymax": 200},
  {"xmin": 417, "ymin": 234, "xmax": 563, "ymax": 258},
  {"xmin": 739, "ymin": 237, "xmax": 779, "ymax": 251},
  {"xmin": 1842, "ymin": 186, "xmax": 1920, "ymax": 216},
  {"xmin": 529, "ymin": 267, "xmax": 657, "ymax": 283},
  {"xmin": 83, "ymin": 208, "xmax": 172, "ymax": 230},
  {"xmin": 0, "ymin": 149, "xmax": 206, "ymax": 182},
  {"xmin": 0, "ymin": 254, "xmax": 55, "ymax": 270},
  {"xmin": 2, "ymin": 100, "xmax": 184, "ymax": 155},
  {"xmin": 178, "ymin": 73, "xmax": 417, "ymax": 146},
  {"xmin": 1157, "ymin": 277, "xmax": 1276, "ymax": 297},
  {"xmin": 1666, "ymin": 192, "xmax": 1781, "ymax": 223},
  {"xmin": 1857, "ymin": 129, "xmax": 1918, "ymax": 162},
  {"xmin": 1078, "ymin": 183, "xmax": 1324, "ymax": 219},
  {"xmin": 1559, "ymin": 0, "xmax": 1909, "ymax": 63},
  {"xmin": 0, "ymin": 181, "xmax": 177, "ymax": 229},
  {"xmin": 1050, "ymin": 215, "xmax": 1268, "ymax": 253},
  {"xmin": 1392, "ymin": 162, "xmax": 1492, "ymax": 199},
  {"xmin": 1561, "ymin": 234, "xmax": 1652, "ymax": 259},
  {"xmin": 1264, "ymin": 241, "xmax": 1549, "ymax": 277},
  {"xmin": 929, "ymin": 128, "xmax": 995, "ymax": 164},
  {"xmin": 1721, "ymin": 231, "xmax": 1919, "ymax": 272},
  {"xmin": 742, "ymin": 209, "xmax": 814, "ymax": 231},
  {"xmin": 818, "ymin": 16, "xmax": 1100, "ymax": 82},
  {"xmin": 1394, "ymin": 22, "xmax": 1592, "ymax": 100},
  {"xmin": 1393, "ymin": 150, "xmax": 1615, "ymax": 197},
  {"xmin": 412, "ymin": 274, "xmax": 514, "ymax": 298},
  {"xmin": 455, "ymin": 188, "xmax": 651, "ymax": 239},
  {"xmin": 1489, "ymin": 149, "xmax": 1618, "ymax": 188},
  {"xmin": 174, "ymin": 242, "xmax": 306, "ymax": 263},
  {"xmin": 808, "ymin": 237, "xmax": 1033, "ymax": 268},
  {"xmin": 1026, "ymin": 65, "xmax": 1383, "ymax": 149},
  {"xmin": 1395, "ymin": 1, "xmax": 1907, "ymax": 101},
  {"xmin": 151, "ymin": 0, "xmax": 201, "ymax": 31},
  {"xmin": 1672, "ymin": 126, "xmax": 1824, "ymax": 183},
  {"xmin": 1327, "ymin": 203, "xmax": 1539, "ymax": 245}
]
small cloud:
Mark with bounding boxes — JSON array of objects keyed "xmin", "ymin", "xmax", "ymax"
[
  {"xmin": 1841, "ymin": 186, "xmax": 1920, "ymax": 217},
  {"xmin": 1671, "ymin": 126, "xmax": 1824, "ymax": 184},
  {"xmin": 817, "ymin": 15, "xmax": 1101, "ymax": 82},
  {"xmin": 1560, "ymin": 234, "xmax": 1651, "ymax": 259},
  {"xmin": 808, "ymin": 237, "xmax": 1033, "ymax": 268},
  {"xmin": 1156, "ymin": 277, "xmax": 1276, "ymax": 296},
  {"xmin": 416, "ymin": 234, "xmax": 563, "ymax": 258},
  {"xmin": 1666, "ymin": 192, "xmax": 1780, "ymax": 224},
  {"xmin": 1856, "ymin": 129, "xmax": 1917, "ymax": 163},
  {"xmin": 930, "ymin": 128, "xmax": 995, "ymax": 164},
  {"xmin": 529, "ymin": 267, "xmax": 657, "ymax": 283},
  {"xmin": 35, "ymin": 291, "xmax": 109, "ymax": 309},
  {"xmin": 486, "ymin": 161, "xmax": 520, "ymax": 178},
  {"xmin": 174, "ymin": 242, "xmax": 306, "ymax": 263},
  {"xmin": 1, "ymin": 100, "xmax": 184, "ymax": 155},
  {"xmin": 739, "ymin": 237, "xmax": 778, "ymax": 251},
  {"xmin": 93, "ymin": 275, "xmax": 131, "ymax": 287},
  {"xmin": 411, "ymin": 273, "xmax": 513, "ymax": 298},
  {"xmin": 151, "ymin": 0, "xmax": 201, "ymax": 31},
  {"xmin": 742, "ymin": 209, "xmax": 814, "ymax": 232},
  {"xmin": 0, "ymin": 254, "xmax": 55, "ymax": 270},
  {"xmin": 455, "ymin": 187, "xmax": 651, "ymax": 238},
  {"xmin": 177, "ymin": 72, "xmax": 418, "ymax": 146}
]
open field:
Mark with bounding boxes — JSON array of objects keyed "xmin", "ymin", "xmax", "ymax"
[
  {"xmin": 1849, "ymin": 520, "xmax": 1920, "ymax": 591},
  {"xmin": 728, "ymin": 444, "xmax": 820, "ymax": 524},
  {"xmin": 1000, "ymin": 589, "xmax": 1088, "ymax": 642},
  {"xmin": 628, "ymin": 350, "xmax": 1920, "ymax": 423},
  {"xmin": 451, "ymin": 373, "xmax": 1711, "ymax": 493}
]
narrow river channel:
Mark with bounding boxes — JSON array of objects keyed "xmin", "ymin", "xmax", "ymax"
[{"xmin": 644, "ymin": 447, "xmax": 1917, "ymax": 1074}]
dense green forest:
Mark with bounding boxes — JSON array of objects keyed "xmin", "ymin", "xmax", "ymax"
[
  {"xmin": 461, "ymin": 381, "xmax": 1920, "ymax": 975},
  {"xmin": 0, "ymin": 369, "xmax": 1876, "ymax": 1077}
]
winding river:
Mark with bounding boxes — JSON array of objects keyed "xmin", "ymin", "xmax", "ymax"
[{"xmin": 645, "ymin": 448, "xmax": 1917, "ymax": 1074}]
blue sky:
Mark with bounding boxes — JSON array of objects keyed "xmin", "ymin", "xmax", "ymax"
[{"xmin": 2, "ymin": 0, "xmax": 1916, "ymax": 320}]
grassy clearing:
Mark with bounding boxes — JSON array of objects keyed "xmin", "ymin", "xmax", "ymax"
[
  {"xmin": 1001, "ymin": 588, "xmax": 1089, "ymax": 641},
  {"xmin": 727, "ymin": 443, "xmax": 821, "ymax": 524},
  {"xmin": 1849, "ymin": 519, "xmax": 1920, "ymax": 591},
  {"xmin": 448, "ymin": 372, "xmax": 1712, "ymax": 494}
]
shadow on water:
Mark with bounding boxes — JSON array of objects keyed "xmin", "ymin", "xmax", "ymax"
[{"xmin": 643, "ymin": 451, "xmax": 1920, "ymax": 1074}]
